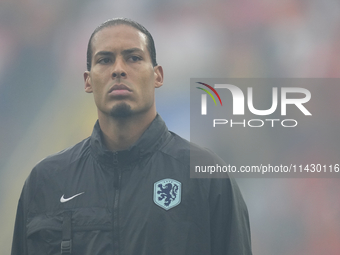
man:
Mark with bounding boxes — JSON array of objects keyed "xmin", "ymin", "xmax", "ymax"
[{"xmin": 12, "ymin": 18, "xmax": 252, "ymax": 255}]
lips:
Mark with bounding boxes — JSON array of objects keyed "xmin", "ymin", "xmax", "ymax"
[
  {"xmin": 108, "ymin": 84, "xmax": 132, "ymax": 97},
  {"xmin": 108, "ymin": 84, "xmax": 132, "ymax": 93}
]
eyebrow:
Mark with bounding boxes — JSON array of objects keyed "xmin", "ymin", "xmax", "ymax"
[
  {"xmin": 94, "ymin": 48, "xmax": 144, "ymax": 58},
  {"xmin": 94, "ymin": 51, "xmax": 114, "ymax": 58},
  {"xmin": 121, "ymin": 48, "xmax": 144, "ymax": 55}
]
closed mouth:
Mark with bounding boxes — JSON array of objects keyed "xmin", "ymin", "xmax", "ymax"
[{"xmin": 108, "ymin": 84, "xmax": 132, "ymax": 93}]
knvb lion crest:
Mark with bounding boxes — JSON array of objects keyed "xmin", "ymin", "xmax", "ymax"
[{"xmin": 153, "ymin": 179, "xmax": 181, "ymax": 210}]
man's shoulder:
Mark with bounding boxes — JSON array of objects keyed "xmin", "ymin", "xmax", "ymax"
[
  {"xmin": 21, "ymin": 137, "xmax": 92, "ymax": 201},
  {"xmin": 160, "ymin": 131, "xmax": 224, "ymax": 166},
  {"xmin": 33, "ymin": 136, "xmax": 91, "ymax": 174}
]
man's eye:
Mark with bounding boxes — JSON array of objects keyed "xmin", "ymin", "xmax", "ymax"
[
  {"xmin": 98, "ymin": 58, "xmax": 112, "ymax": 64},
  {"xmin": 129, "ymin": 56, "xmax": 142, "ymax": 62}
]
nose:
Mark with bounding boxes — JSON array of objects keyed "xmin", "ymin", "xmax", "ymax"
[
  {"xmin": 112, "ymin": 72, "xmax": 126, "ymax": 78},
  {"xmin": 112, "ymin": 58, "xmax": 127, "ymax": 79}
]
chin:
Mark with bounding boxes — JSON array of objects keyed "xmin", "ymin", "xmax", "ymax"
[{"xmin": 109, "ymin": 103, "xmax": 133, "ymax": 118}]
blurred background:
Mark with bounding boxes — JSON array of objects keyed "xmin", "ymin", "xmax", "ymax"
[{"xmin": 1, "ymin": 0, "xmax": 340, "ymax": 254}]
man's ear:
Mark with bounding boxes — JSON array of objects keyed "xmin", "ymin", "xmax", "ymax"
[
  {"xmin": 84, "ymin": 71, "xmax": 93, "ymax": 93},
  {"xmin": 154, "ymin": 65, "xmax": 164, "ymax": 88}
]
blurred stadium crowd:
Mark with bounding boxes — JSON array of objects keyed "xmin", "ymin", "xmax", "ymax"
[{"xmin": 1, "ymin": 0, "xmax": 340, "ymax": 254}]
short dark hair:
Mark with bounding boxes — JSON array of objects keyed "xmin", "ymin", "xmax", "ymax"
[{"xmin": 86, "ymin": 18, "xmax": 157, "ymax": 71}]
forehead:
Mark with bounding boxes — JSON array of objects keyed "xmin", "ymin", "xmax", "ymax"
[{"xmin": 91, "ymin": 25, "xmax": 148, "ymax": 54}]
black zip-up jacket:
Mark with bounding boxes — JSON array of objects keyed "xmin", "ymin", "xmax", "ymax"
[{"xmin": 12, "ymin": 115, "xmax": 252, "ymax": 255}]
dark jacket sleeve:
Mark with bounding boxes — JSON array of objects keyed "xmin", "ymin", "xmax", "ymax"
[
  {"xmin": 11, "ymin": 168, "xmax": 38, "ymax": 255},
  {"xmin": 11, "ymin": 192, "xmax": 27, "ymax": 255},
  {"xmin": 209, "ymin": 177, "xmax": 252, "ymax": 255}
]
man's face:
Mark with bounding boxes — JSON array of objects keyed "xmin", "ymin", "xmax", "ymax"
[{"xmin": 84, "ymin": 25, "xmax": 163, "ymax": 119}]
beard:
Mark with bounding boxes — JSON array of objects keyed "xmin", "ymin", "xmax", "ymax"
[{"xmin": 109, "ymin": 102, "xmax": 133, "ymax": 118}]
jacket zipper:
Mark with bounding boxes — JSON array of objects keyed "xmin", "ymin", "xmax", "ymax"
[{"xmin": 112, "ymin": 152, "xmax": 121, "ymax": 255}]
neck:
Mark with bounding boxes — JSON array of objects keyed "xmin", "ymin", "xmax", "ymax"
[{"xmin": 98, "ymin": 110, "xmax": 157, "ymax": 151}]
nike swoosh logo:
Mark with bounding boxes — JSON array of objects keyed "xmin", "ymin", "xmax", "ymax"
[{"xmin": 60, "ymin": 192, "xmax": 85, "ymax": 203}]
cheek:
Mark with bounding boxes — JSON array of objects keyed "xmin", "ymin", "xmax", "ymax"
[
  {"xmin": 90, "ymin": 79, "xmax": 107, "ymax": 106},
  {"xmin": 139, "ymin": 80, "xmax": 155, "ymax": 99},
  {"xmin": 139, "ymin": 69, "xmax": 156, "ymax": 95},
  {"xmin": 91, "ymin": 73, "xmax": 109, "ymax": 94}
]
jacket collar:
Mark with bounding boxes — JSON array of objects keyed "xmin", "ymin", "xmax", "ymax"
[{"xmin": 90, "ymin": 114, "xmax": 170, "ymax": 166}]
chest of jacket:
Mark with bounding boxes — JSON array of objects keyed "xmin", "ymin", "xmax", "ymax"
[{"xmin": 26, "ymin": 152, "xmax": 211, "ymax": 255}]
